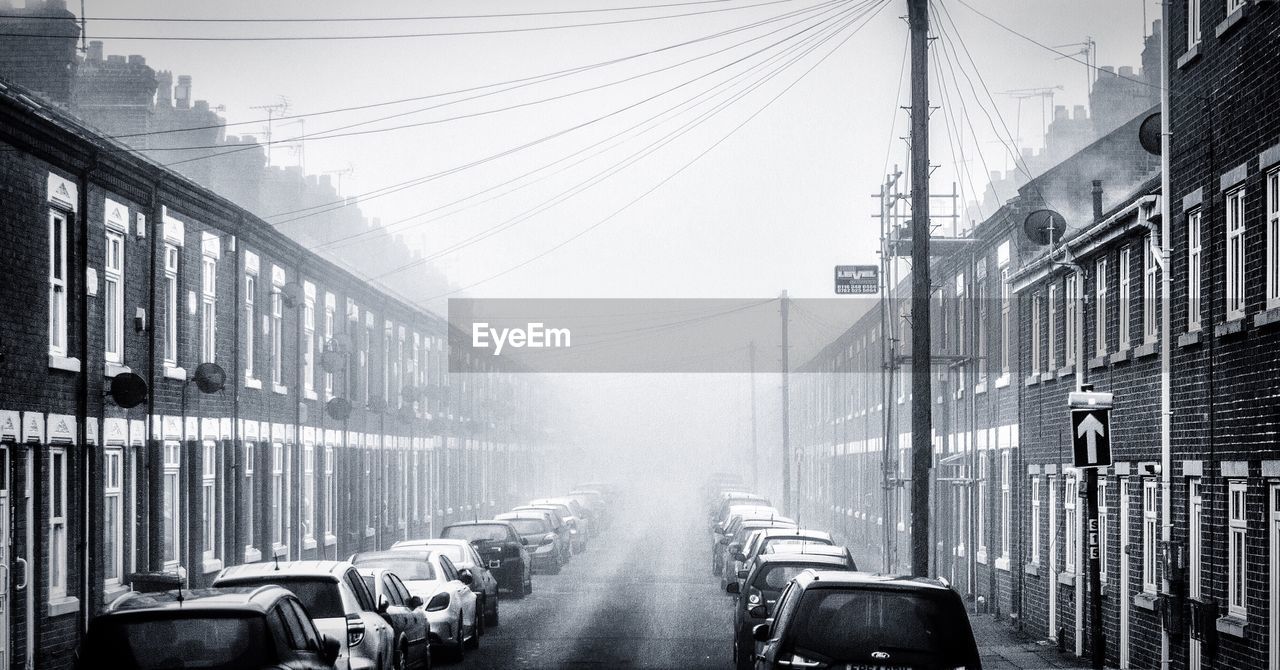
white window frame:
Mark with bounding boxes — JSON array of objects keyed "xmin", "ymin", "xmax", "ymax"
[
  {"xmin": 1095, "ymin": 258, "xmax": 1108, "ymax": 357},
  {"xmin": 324, "ymin": 446, "xmax": 335, "ymax": 545},
  {"xmin": 1226, "ymin": 187, "xmax": 1247, "ymax": 321},
  {"xmin": 1227, "ymin": 0, "xmax": 1246, "ymax": 14},
  {"xmin": 1188, "ymin": 0, "xmax": 1202, "ymax": 48},
  {"xmin": 244, "ymin": 442, "xmax": 256, "ymax": 557},
  {"xmin": 1065, "ymin": 474, "xmax": 1079, "ymax": 575},
  {"xmin": 271, "ymin": 268, "xmax": 285, "ymax": 388},
  {"xmin": 303, "ymin": 284, "xmax": 316, "ymax": 399},
  {"xmin": 104, "ymin": 447, "xmax": 123, "ymax": 586},
  {"xmin": 1031, "ymin": 476, "xmax": 1042, "ymax": 566},
  {"xmin": 49, "ymin": 209, "xmax": 69, "ymax": 358},
  {"xmin": 271, "ymin": 442, "xmax": 285, "ymax": 553},
  {"xmin": 1189, "ymin": 479, "xmax": 1202, "ymax": 600},
  {"xmin": 1031, "ymin": 294, "xmax": 1042, "ymax": 375},
  {"xmin": 1119, "ymin": 247, "xmax": 1132, "ymax": 348},
  {"xmin": 1000, "ymin": 268, "xmax": 1011, "ymax": 375},
  {"xmin": 383, "ymin": 322, "xmax": 393, "ymax": 403},
  {"xmin": 201, "ymin": 440, "xmax": 217, "ymax": 562},
  {"xmin": 200, "ymin": 255, "xmax": 216, "ymax": 363},
  {"xmin": 163, "ymin": 245, "xmax": 179, "ymax": 367},
  {"xmin": 977, "ymin": 450, "xmax": 988, "ymax": 559},
  {"xmin": 1229, "ymin": 479, "xmax": 1248, "ymax": 617},
  {"xmin": 323, "ymin": 294, "xmax": 335, "ymax": 399},
  {"xmin": 1144, "ymin": 235, "xmax": 1158, "ymax": 343},
  {"xmin": 1047, "ymin": 284, "xmax": 1057, "ymax": 370},
  {"xmin": 1143, "ymin": 479, "xmax": 1159, "ymax": 594},
  {"xmin": 1098, "ymin": 478, "xmax": 1109, "ymax": 582},
  {"xmin": 1188, "ymin": 209, "xmax": 1203, "ymax": 331},
  {"xmin": 163, "ymin": 441, "xmax": 181, "ymax": 569},
  {"xmin": 1267, "ymin": 170, "xmax": 1280, "ymax": 309},
  {"xmin": 244, "ymin": 256, "xmax": 258, "ymax": 384},
  {"xmin": 1065, "ymin": 273, "xmax": 1078, "ymax": 365},
  {"xmin": 104, "ymin": 229, "xmax": 125, "ymax": 365},
  {"xmin": 1000, "ymin": 449, "xmax": 1011, "ymax": 562},
  {"xmin": 49, "ymin": 447, "xmax": 68, "ymax": 599},
  {"xmin": 302, "ymin": 443, "xmax": 315, "ymax": 547}
]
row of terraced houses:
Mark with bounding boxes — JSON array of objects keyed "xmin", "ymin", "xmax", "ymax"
[{"xmin": 794, "ymin": 5, "xmax": 1280, "ymax": 670}]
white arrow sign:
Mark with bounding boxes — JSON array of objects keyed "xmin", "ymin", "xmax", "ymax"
[{"xmin": 1077, "ymin": 412, "xmax": 1106, "ymax": 463}]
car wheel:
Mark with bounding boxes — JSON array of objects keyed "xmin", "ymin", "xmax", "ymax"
[
  {"xmin": 465, "ymin": 611, "xmax": 481, "ymax": 650},
  {"xmin": 451, "ymin": 615, "xmax": 466, "ymax": 661},
  {"xmin": 475, "ymin": 598, "xmax": 486, "ymax": 637},
  {"xmin": 488, "ymin": 596, "xmax": 500, "ymax": 627},
  {"xmin": 393, "ymin": 640, "xmax": 407, "ymax": 670}
]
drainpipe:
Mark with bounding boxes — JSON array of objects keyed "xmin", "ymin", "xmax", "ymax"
[
  {"xmin": 77, "ymin": 156, "xmax": 96, "ymax": 634},
  {"xmin": 1159, "ymin": 6, "xmax": 1173, "ymax": 670}
]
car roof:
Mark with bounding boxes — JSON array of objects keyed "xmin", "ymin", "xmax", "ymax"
[
  {"xmin": 752, "ymin": 553, "xmax": 853, "ymax": 568},
  {"xmin": 791, "ymin": 570, "xmax": 952, "ymax": 592},
  {"xmin": 105, "ymin": 586, "xmax": 291, "ymax": 615},
  {"xmin": 394, "ymin": 538, "xmax": 470, "ymax": 550},
  {"xmin": 720, "ymin": 491, "xmax": 766, "ymax": 499},
  {"xmin": 495, "ymin": 512, "xmax": 550, "ymax": 522},
  {"xmin": 754, "ymin": 528, "xmax": 833, "ymax": 540},
  {"xmin": 765, "ymin": 543, "xmax": 849, "ymax": 558},
  {"xmin": 443, "ymin": 520, "xmax": 515, "ymax": 528},
  {"xmin": 352, "ymin": 550, "xmax": 435, "ymax": 563},
  {"xmin": 216, "ymin": 560, "xmax": 354, "ymax": 581}
]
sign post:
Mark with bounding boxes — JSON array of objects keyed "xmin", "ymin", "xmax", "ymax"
[
  {"xmin": 1070, "ymin": 387, "xmax": 1113, "ymax": 670},
  {"xmin": 834, "ymin": 265, "xmax": 879, "ymax": 295}
]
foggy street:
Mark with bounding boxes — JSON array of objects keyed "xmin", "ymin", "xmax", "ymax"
[{"xmin": 458, "ymin": 489, "xmax": 731, "ymax": 669}]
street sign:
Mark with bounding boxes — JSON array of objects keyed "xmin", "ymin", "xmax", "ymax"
[
  {"xmin": 1071, "ymin": 409, "xmax": 1111, "ymax": 468},
  {"xmin": 835, "ymin": 265, "xmax": 879, "ymax": 295}
]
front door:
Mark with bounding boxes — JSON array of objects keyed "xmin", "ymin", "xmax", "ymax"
[
  {"xmin": 0, "ymin": 446, "xmax": 9, "ymax": 669},
  {"xmin": 1269, "ymin": 483, "xmax": 1279, "ymax": 670},
  {"xmin": 1190, "ymin": 479, "xmax": 1203, "ymax": 670}
]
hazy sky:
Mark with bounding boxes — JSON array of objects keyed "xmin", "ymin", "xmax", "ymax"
[{"xmin": 64, "ymin": 0, "xmax": 1153, "ymax": 470}]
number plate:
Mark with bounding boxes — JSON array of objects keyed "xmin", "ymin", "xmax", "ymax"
[{"xmin": 488, "ymin": 559, "xmax": 502, "ymax": 569}]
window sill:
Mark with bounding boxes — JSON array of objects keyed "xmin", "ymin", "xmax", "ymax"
[
  {"xmin": 1088, "ymin": 355, "xmax": 1107, "ymax": 370},
  {"xmin": 1134, "ymin": 341, "xmax": 1158, "ymax": 359},
  {"xmin": 1177, "ymin": 43, "xmax": 1201, "ymax": 69},
  {"xmin": 1057, "ymin": 364, "xmax": 1075, "ymax": 379},
  {"xmin": 1217, "ymin": 613, "xmax": 1248, "ymax": 638},
  {"xmin": 105, "ymin": 363, "xmax": 132, "ymax": 378},
  {"xmin": 272, "ymin": 383, "xmax": 289, "ymax": 396},
  {"xmin": 995, "ymin": 556, "xmax": 1011, "ymax": 572},
  {"xmin": 364, "ymin": 527, "xmax": 376, "ymax": 538},
  {"xmin": 271, "ymin": 543, "xmax": 288, "ymax": 558},
  {"xmin": 1024, "ymin": 375, "xmax": 1039, "ymax": 387},
  {"xmin": 244, "ymin": 547, "xmax": 262, "ymax": 564},
  {"xmin": 201, "ymin": 557, "xmax": 223, "ymax": 575},
  {"xmin": 103, "ymin": 582, "xmax": 130, "ymax": 604},
  {"xmin": 47, "ymin": 595, "xmax": 80, "ymax": 618},
  {"xmin": 1215, "ymin": 6, "xmax": 1246, "ymax": 39},
  {"xmin": 974, "ymin": 381, "xmax": 987, "ymax": 396},
  {"xmin": 1110, "ymin": 348, "xmax": 1130, "ymax": 365},
  {"xmin": 244, "ymin": 376, "xmax": 262, "ymax": 390},
  {"xmin": 304, "ymin": 390, "xmax": 319, "ymax": 401},
  {"xmin": 1134, "ymin": 592, "xmax": 1159, "ymax": 611},
  {"xmin": 1039, "ymin": 371, "xmax": 1055, "ymax": 383},
  {"xmin": 303, "ymin": 538, "xmax": 317, "ymax": 552},
  {"xmin": 1024, "ymin": 562, "xmax": 1040, "ymax": 577},
  {"xmin": 163, "ymin": 365, "xmax": 187, "ymax": 381},
  {"xmin": 976, "ymin": 550, "xmax": 988, "ymax": 565},
  {"xmin": 1179, "ymin": 330, "xmax": 1203, "ymax": 348},
  {"xmin": 1254, "ymin": 306, "xmax": 1280, "ymax": 329},
  {"xmin": 1215, "ymin": 318, "xmax": 1247, "ymax": 339},
  {"xmin": 324, "ymin": 534, "xmax": 337, "ymax": 547},
  {"xmin": 49, "ymin": 355, "xmax": 81, "ymax": 373},
  {"xmin": 994, "ymin": 373, "xmax": 1010, "ymax": 389},
  {"xmin": 1058, "ymin": 571, "xmax": 1076, "ymax": 586}
]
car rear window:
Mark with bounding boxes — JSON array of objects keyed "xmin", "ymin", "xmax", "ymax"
[
  {"xmin": 443, "ymin": 524, "xmax": 510, "ymax": 542},
  {"xmin": 83, "ymin": 613, "xmax": 269, "ymax": 669},
  {"xmin": 428, "ymin": 545, "xmax": 468, "ymax": 564},
  {"xmin": 788, "ymin": 588, "xmax": 979, "ymax": 664},
  {"xmin": 507, "ymin": 519, "xmax": 548, "ymax": 534},
  {"xmin": 216, "ymin": 577, "xmax": 345, "ymax": 619},
  {"xmin": 753, "ymin": 564, "xmax": 822, "ymax": 591},
  {"xmin": 352, "ymin": 557, "xmax": 437, "ymax": 582}
]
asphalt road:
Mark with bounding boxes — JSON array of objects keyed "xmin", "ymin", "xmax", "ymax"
[{"xmin": 449, "ymin": 494, "xmax": 732, "ymax": 669}]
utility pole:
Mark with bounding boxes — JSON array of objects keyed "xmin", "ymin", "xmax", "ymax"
[
  {"xmin": 780, "ymin": 291, "xmax": 791, "ymax": 516},
  {"xmin": 907, "ymin": 0, "xmax": 933, "ymax": 579},
  {"xmin": 750, "ymin": 341, "xmax": 759, "ymax": 491}
]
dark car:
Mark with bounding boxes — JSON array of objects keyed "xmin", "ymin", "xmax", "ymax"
[
  {"xmin": 75, "ymin": 586, "xmax": 342, "ymax": 670},
  {"xmin": 726, "ymin": 529, "xmax": 837, "ymax": 591},
  {"xmin": 718, "ymin": 517, "xmax": 798, "ymax": 581},
  {"xmin": 751, "ymin": 571, "xmax": 982, "ymax": 670},
  {"xmin": 727, "ymin": 553, "xmax": 855, "ymax": 670},
  {"xmin": 439, "ymin": 520, "xmax": 533, "ymax": 597},
  {"xmin": 497, "ymin": 511, "xmax": 566, "ymax": 573}
]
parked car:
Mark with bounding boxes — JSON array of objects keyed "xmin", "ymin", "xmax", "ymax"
[
  {"xmin": 726, "ymin": 528, "xmax": 836, "ymax": 591},
  {"xmin": 711, "ymin": 493, "xmax": 770, "ymax": 528},
  {"xmin": 393, "ymin": 538, "xmax": 501, "ymax": 627},
  {"xmin": 512, "ymin": 504, "xmax": 578, "ymax": 559},
  {"xmin": 711, "ymin": 505, "xmax": 778, "ymax": 574},
  {"xmin": 214, "ymin": 561, "xmax": 394, "ymax": 670},
  {"xmin": 356, "ymin": 569, "xmax": 432, "ymax": 670},
  {"xmin": 717, "ymin": 513, "xmax": 796, "ymax": 578},
  {"xmin": 566, "ymin": 490, "xmax": 610, "ymax": 532},
  {"xmin": 439, "ymin": 520, "xmax": 533, "ymax": 597},
  {"xmin": 751, "ymin": 571, "xmax": 982, "ymax": 670},
  {"xmin": 527, "ymin": 499, "xmax": 589, "ymax": 553},
  {"xmin": 499, "ymin": 510, "xmax": 569, "ymax": 569},
  {"xmin": 75, "ymin": 586, "xmax": 343, "ymax": 670},
  {"xmin": 728, "ymin": 554, "xmax": 856, "ymax": 670},
  {"xmin": 350, "ymin": 550, "xmax": 481, "ymax": 661}
]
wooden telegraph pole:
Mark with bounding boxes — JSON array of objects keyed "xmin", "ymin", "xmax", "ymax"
[{"xmin": 907, "ymin": 0, "xmax": 933, "ymax": 578}]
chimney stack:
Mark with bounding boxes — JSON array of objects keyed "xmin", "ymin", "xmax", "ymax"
[
  {"xmin": 175, "ymin": 75, "xmax": 191, "ymax": 109},
  {"xmin": 155, "ymin": 70, "xmax": 173, "ymax": 107},
  {"xmin": 87, "ymin": 40, "xmax": 103, "ymax": 62},
  {"xmin": 1092, "ymin": 180, "xmax": 1104, "ymax": 222}
]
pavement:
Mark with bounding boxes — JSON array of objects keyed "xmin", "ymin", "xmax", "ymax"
[{"xmin": 969, "ymin": 614, "xmax": 1094, "ymax": 670}]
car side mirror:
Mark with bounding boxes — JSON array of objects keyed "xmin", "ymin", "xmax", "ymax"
[
  {"xmin": 406, "ymin": 595, "xmax": 424, "ymax": 609},
  {"xmin": 377, "ymin": 594, "xmax": 390, "ymax": 614},
  {"xmin": 736, "ymin": 569, "xmax": 749, "ymax": 580},
  {"xmin": 320, "ymin": 634, "xmax": 342, "ymax": 663},
  {"xmin": 752, "ymin": 623, "xmax": 772, "ymax": 642},
  {"xmin": 459, "ymin": 570, "xmax": 475, "ymax": 585},
  {"xmin": 725, "ymin": 582, "xmax": 740, "ymax": 594},
  {"xmin": 521, "ymin": 537, "xmax": 529, "ymax": 546},
  {"xmin": 749, "ymin": 605, "xmax": 768, "ymax": 618},
  {"xmin": 733, "ymin": 552, "xmax": 746, "ymax": 562}
]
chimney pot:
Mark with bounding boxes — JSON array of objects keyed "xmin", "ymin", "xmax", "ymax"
[
  {"xmin": 1091, "ymin": 180, "xmax": 1104, "ymax": 222},
  {"xmin": 1119, "ymin": 65, "xmax": 1135, "ymax": 78},
  {"xmin": 175, "ymin": 75, "xmax": 191, "ymax": 109},
  {"xmin": 1073, "ymin": 105, "xmax": 1087, "ymax": 120},
  {"xmin": 1054, "ymin": 105, "xmax": 1068, "ymax": 122},
  {"xmin": 127, "ymin": 54, "xmax": 145, "ymax": 66}
]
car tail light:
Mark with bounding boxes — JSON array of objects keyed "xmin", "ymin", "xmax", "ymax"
[
  {"xmin": 346, "ymin": 613, "xmax": 365, "ymax": 647},
  {"xmin": 426, "ymin": 592, "xmax": 451, "ymax": 612}
]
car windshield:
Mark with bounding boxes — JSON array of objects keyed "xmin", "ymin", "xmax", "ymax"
[
  {"xmin": 788, "ymin": 588, "xmax": 978, "ymax": 664},
  {"xmin": 765, "ymin": 538, "xmax": 834, "ymax": 552},
  {"xmin": 84, "ymin": 613, "xmax": 269, "ymax": 669},
  {"xmin": 218, "ymin": 577, "xmax": 344, "ymax": 619},
  {"xmin": 443, "ymin": 525, "xmax": 510, "ymax": 543},
  {"xmin": 754, "ymin": 564, "xmax": 822, "ymax": 591},
  {"xmin": 507, "ymin": 519, "xmax": 548, "ymax": 534},
  {"xmin": 352, "ymin": 558, "xmax": 437, "ymax": 582}
]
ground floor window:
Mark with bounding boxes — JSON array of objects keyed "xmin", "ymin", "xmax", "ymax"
[
  {"xmin": 104, "ymin": 447, "xmax": 123, "ymax": 585},
  {"xmin": 163, "ymin": 442, "xmax": 181, "ymax": 568}
]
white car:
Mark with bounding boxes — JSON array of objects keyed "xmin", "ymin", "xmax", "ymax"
[
  {"xmin": 392, "ymin": 538, "xmax": 501, "ymax": 627},
  {"xmin": 530, "ymin": 498, "xmax": 593, "ymax": 551},
  {"xmin": 351, "ymin": 549, "xmax": 480, "ymax": 662},
  {"xmin": 214, "ymin": 560, "xmax": 395, "ymax": 670}
]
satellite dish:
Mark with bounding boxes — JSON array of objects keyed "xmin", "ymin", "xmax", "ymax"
[
  {"xmin": 1023, "ymin": 209, "xmax": 1066, "ymax": 246},
  {"xmin": 319, "ymin": 350, "xmax": 346, "ymax": 374},
  {"xmin": 109, "ymin": 372, "xmax": 148, "ymax": 408},
  {"xmin": 193, "ymin": 362, "xmax": 226, "ymax": 394},
  {"xmin": 326, "ymin": 397, "xmax": 352, "ymax": 421},
  {"xmin": 278, "ymin": 282, "xmax": 303, "ymax": 309},
  {"xmin": 1139, "ymin": 112, "xmax": 1161, "ymax": 156},
  {"xmin": 367, "ymin": 394, "xmax": 387, "ymax": 413}
]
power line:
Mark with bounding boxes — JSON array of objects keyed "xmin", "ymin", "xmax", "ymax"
[
  {"xmin": 0, "ymin": 0, "xmax": 805, "ymax": 41},
  {"xmin": 417, "ymin": 0, "xmax": 889, "ymax": 304}
]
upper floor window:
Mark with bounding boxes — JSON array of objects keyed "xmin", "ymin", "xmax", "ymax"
[
  {"xmin": 1267, "ymin": 170, "xmax": 1280, "ymax": 310},
  {"xmin": 1143, "ymin": 479, "xmax": 1159, "ymax": 593},
  {"xmin": 1226, "ymin": 186, "xmax": 1247, "ymax": 320},
  {"xmin": 1188, "ymin": 0, "xmax": 1202, "ymax": 48},
  {"xmin": 303, "ymin": 283, "xmax": 316, "ymax": 398},
  {"xmin": 1047, "ymin": 283, "xmax": 1057, "ymax": 370},
  {"xmin": 1119, "ymin": 247, "xmax": 1132, "ymax": 348},
  {"xmin": 244, "ymin": 253, "xmax": 259, "ymax": 383},
  {"xmin": 1188, "ymin": 210, "xmax": 1203, "ymax": 330},
  {"xmin": 104, "ymin": 229, "xmax": 125, "ymax": 365},
  {"xmin": 200, "ymin": 255, "xmax": 217, "ymax": 364},
  {"xmin": 49, "ymin": 209, "xmax": 69, "ymax": 357},
  {"xmin": 1227, "ymin": 0, "xmax": 1246, "ymax": 13},
  {"xmin": 1094, "ymin": 258, "xmax": 1108, "ymax": 357},
  {"xmin": 1031, "ymin": 294, "xmax": 1043, "ymax": 375},
  {"xmin": 1064, "ymin": 273, "xmax": 1078, "ymax": 365},
  {"xmin": 270, "ymin": 266, "xmax": 285, "ymax": 388},
  {"xmin": 1144, "ymin": 235, "xmax": 1158, "ymax": 343},
  {"xmin": 323, "ymin": 294, "xmax": 336, "ymax": 399},
  {"xmin": 163, "ymin": 245, "xmax": 179, "ymax": 367}
]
